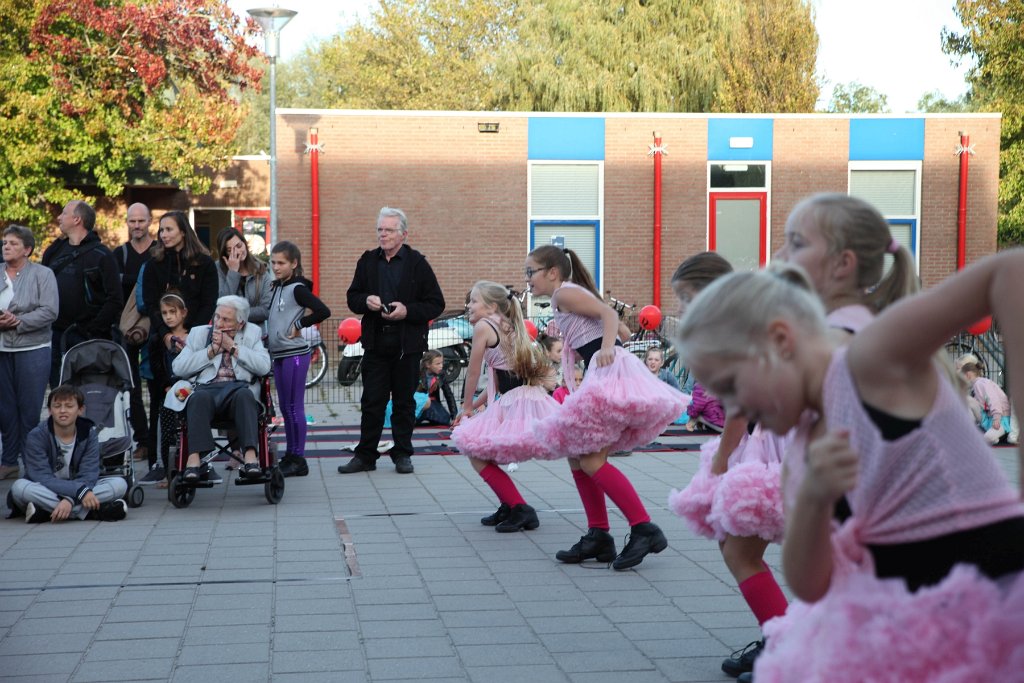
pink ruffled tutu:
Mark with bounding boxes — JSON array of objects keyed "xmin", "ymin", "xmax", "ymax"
[
  {"xmin": 451, "ymin": 385, "xmax": 561, "ymax": 463},
  {"xmin": 533, "ymin": 347, "xmax": 688, "ymax": 457},
  {"xmin": 668, "ymin": 425, "xmax": 786, "ymax": 542},
  {"xmin": 756, "ymin": 564, "xmax": 1024, "ymax": 682}
]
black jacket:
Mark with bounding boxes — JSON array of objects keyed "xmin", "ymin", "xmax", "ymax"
[
  {"xmin": 347, "ymin": 245, "xmax": 445, "ymax": 355},
  {"xmin": 41, "ymin": 231, "xmax": 123, "ymax": 337},
  {"xmin": 141, "ymin": 250, "xmax": 218, "ymax": 339}
]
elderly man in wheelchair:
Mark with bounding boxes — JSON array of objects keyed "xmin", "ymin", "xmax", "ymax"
[{"xmin": 172, "ymin": 295, "xmax": 272, "ymax": 483}]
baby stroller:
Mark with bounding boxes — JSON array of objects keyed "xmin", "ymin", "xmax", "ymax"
[{"xmin": 58, "ymin": 339, "xmax": 145, "ymax": 508}]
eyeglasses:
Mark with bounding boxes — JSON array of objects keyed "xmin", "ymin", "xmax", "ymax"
[
  {"xmin": 525, "ymin": 266, "xmax": 548, "ymax": 278},
  {"xmin": 376, "ymin": 227, "xmax": 401, "ymax": 235}
]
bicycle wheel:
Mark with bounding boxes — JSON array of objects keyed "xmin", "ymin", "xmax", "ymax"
[{"xmin": 305, "ymin": 342, "xmax": 328, "ymax": 388}]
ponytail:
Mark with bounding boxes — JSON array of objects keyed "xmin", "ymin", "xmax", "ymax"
[
  {"xmin": 866, "ymin": 244, "xmax": 920, "ymax": 312},
  {"xmin": 528, "ymin": 245, "xmax": 600, "ymax": 299}
]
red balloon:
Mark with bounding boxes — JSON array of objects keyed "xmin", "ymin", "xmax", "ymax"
[
  {"xmin": 524, "ymin": 320, "xmax": 539, "ymax": 341},
  {"xmin": 337, "ymin": 317, "xmax": 362, "ymax": 344},
  {"xmin": 966, "ymin": 316, "xmax": 992, "ymax": 336},
  {"xmin": 638, "ymin": 305, "xmax": 662, "ymax": 331}
]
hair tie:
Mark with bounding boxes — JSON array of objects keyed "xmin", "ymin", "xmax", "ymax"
[
  {"xmin": 507, "ymin": 291, "xmax": 515, "ymax": 301},
  {"xmin": 887, "ymin": 238, "xmax": 899, "ymax": 254}
]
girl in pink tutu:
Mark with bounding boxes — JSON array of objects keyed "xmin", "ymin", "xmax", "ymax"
[
  {"xmin": 450, "ymin": 281, "xmax": 558, "ymax": 533},
  {"xmin": 527, "ymin": 245, "xmax": 688, "ymax": 570},
  {"xmin": 670, "ymin": 195, "xmax": 920, "ymax": 679},
  {"xmin": 676, "ymin": 248, "xmax": 1024, "ymax": 683}
]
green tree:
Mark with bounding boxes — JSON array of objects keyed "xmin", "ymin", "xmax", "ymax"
[
  {"xmin": 0, "ymin": 0, "xmax": 262, "ymax": 234},
  {"xmin": 916, "ymin": 89, "xmax": 972, "ymax": 113},
  {"xmin": 826, "ymin": 81, "xmax": 890, "ymax": 113},
  {"xmin": 945, "ymin": 0, "xmax": 1024, "ymax": 247},
  {"xmin": 714, "ymin": 0, "xmax": 819, "ymax": 113}
]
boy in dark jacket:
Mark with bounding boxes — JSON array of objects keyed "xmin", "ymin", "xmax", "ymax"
[{"xmin": 7, "ymin": 385, "xmax": 128, "ymax": 523}]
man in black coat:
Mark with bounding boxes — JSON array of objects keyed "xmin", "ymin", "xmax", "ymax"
[
  {"xmin": 41, "ymin": 200, "xmax": 123, "ymax": 387},
  {"xmin": 338, "ymin": 207, "xmax": 445, "ymax": 475}
]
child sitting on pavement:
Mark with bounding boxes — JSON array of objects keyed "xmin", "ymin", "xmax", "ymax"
[{"xmin": 6, "ymin": 384, "xmax": 128, "ymax": 523}]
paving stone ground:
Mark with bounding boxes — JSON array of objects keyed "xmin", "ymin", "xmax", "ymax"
[{"xmin": 1, "ymin": 401, "xmax": 1018, "ymax": 683}]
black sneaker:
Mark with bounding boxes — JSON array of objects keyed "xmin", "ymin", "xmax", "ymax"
[
  {"xmin": 722, "ymin": 639, "xmax": 764, "ymax": 678},
  {"xmin": 611, "ymin": 521, "xmax": 668, "ymax": 571},
  {"xmin": 736, "ymin": 673, "xmax": 753, "ymax": 683},
  {"xmin": 481, "ymin": 503, "xmax": 511, "ymax": 527},
  {"xmin": 495, "ymin": 504, "xmax": 540, "ymax": 533},
  {"xmin": 555, "ymin": 528, "xmax": 617, "ymax": 564},
  {"xmin": 24, "ymin": 502, "xmax": 50, "ymax": 524},
  {"xmin": 87, "ymin": 499, "xmax": 127, "ymax": 522},
  {"xmin": 338, "ymin": 457, "xmax": 376, "ymax": 474},
  {"xmin": 138, "ymin": 467, "xmax": 165, "ymax": 485},
  {"xmin": 201, "ymin": 465, "xmax": 223, "ymax": 484},
  {"xmin": 278, "ymin": 454, "xmax": 309, "ymax": 478}
]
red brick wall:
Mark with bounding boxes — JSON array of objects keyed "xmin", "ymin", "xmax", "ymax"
[{"xmin": 272, "ymin": 112, "xmax": 1001, "ymax": 316}]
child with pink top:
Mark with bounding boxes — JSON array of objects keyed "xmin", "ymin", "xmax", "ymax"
[
  {"xmin": 676, "ymin": 247, "xmax": 1024, "ymax": 683},
  {"xmin": 450, "ymin": 281, "xmax": 558, "ymax": 533},
  {"xmin": 670, "ymin": 195, "xmax": 921, "ymax": 679},
  {"xmin": 958, "ymin": 355, "xmax": 1011, "ymax": 444},
  {"xmin": 685, "ymin": 383, "xmax": 725, "ymax": 431},
  {"xmin": 526, "ymin": 245, "xmax": 688, "ymax": 571}
]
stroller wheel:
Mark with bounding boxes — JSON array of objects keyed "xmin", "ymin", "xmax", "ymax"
[
  {"xmin": 169, "ymin": 475, "xmax": 195, "ymax": 509},
  {"xmin": 128, "ymin": 485, "xmax": 145, "ymax": 508},
  {"xmin": 264, "ymin": 467, "xmax": 285, "ymax": 505}
]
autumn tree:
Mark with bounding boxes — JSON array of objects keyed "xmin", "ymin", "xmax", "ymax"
[
  {"xmin": 826, "ymin": 81, "xmax": 890, "ymax": 113},
  {"xmin": 0, "ymin": 0, "xmax": 262, "ymax": 233},
  {"xmin": 714, "ymin": 0, "xmax": 819, "ymax": 113},
  {"xmin": 945, "ymin": 0, "xmax": 1024, "ymax": 247}
]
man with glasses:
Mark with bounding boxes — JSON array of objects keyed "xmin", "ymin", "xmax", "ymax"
[{"xmin": 338, "ymin": 207, "xmax": 445, "ymax": 475}]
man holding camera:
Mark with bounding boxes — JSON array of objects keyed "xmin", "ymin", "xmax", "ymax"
[{"xmin": 338, "ymin": 207, "xmax": 444, "ymax": 475}]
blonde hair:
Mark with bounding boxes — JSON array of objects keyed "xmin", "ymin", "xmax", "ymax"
[
  {"xmin": 472, "ymin": 280, "xmax": 548, "ymax": 382},
  {"xmin": 677, "ymin": 264, "xmax": 826, "ymax": 364},
  {"xmin": 787, "ymin": 193, "xmax": 919, "ymax": 312}
]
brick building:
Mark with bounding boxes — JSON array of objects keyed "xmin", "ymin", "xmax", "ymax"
[{"xmin": 190, "ymin": 111, "xmax": 1001, "ymax": 318}]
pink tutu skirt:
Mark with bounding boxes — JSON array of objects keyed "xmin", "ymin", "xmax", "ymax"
[
  {"xmin": 533, "ymin": 347, "xmax": 689, "ymax": 457},
  {"xmin": 451, "ymin": 385, "xmax": 561, "ymax": 463},
  {"xmin": 668, "ymin": 425, "xmax": 786, "ymax": 542},
  {"xmin": 756, "ymin": 564, "xmax": 1024, "ymax": 682}
]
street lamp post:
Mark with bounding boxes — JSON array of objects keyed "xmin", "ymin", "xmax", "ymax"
[{"xmin": 247, "ymin": 6, "xmax": 297, "ymax": 248}]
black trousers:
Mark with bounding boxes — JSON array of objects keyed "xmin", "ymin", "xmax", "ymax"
[
  {"xmin": 356, "ymin": 334, "xmax": 419, "ymax": 463},
  {"xmin": 124, "ymin": 342, "xmax": 149, "ymax": 448},
  {"xmin": 185, "ymin": 386, "xmax": 260, "ymax": 456}
]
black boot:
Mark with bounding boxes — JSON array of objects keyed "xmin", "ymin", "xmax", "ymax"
[
  {"xmin": 611, "ymin": 521, "xmax": 668, "ymax": 571},
  {"xmin": 495, "ymin": 504, "xmax": 540, "ymax": 533},
  {"xmin": 722, "ymin": 639, "xmax": 764, "ymax": 678},
  {"xmin": 279, "ymin": 454, "xmax": 309, "ymax": 478},
  {"xmin": 481, "ymin": 503, "xmax": 511, "ymax": 527},
  {"xmin": 555, "ymin": 528, "xmax": 616, "ymax": 564}
]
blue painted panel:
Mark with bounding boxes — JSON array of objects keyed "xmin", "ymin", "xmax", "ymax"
[
  {"xmin": 528, "ymin": 118, "xmax": 605, "ymax": 160},
  {"xmin": 850, "ymin": 119, "xmax": 924, "ymax": 160},
  {"xmin": 707, "ymin": 119, "xmax": 773, "ymax": 160}
]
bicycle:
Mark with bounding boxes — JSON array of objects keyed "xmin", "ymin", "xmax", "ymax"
[{"xmin": 305, "ymin": 340, "xmax": 328, "ymax": 388}]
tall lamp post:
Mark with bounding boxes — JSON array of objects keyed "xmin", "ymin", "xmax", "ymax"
[{"xmin": 248, "ymin": 6, "xmax": 297, "ymax": 247}]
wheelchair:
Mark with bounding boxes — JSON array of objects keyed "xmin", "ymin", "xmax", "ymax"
[{"xmin": 168, "ymin": 376, "xmax": 284, "ymax": 507}]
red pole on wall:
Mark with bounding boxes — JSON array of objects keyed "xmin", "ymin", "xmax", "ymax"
[
  {"xmin": 650, "ymin": 131, "xmax": 665, "ymax": 308},
  {"xmin": 956, "ymin": 131, "xmax": 972, "ymax": 271},
  {"xmin": 308, "ymin": 127, "xmax": 322, "ymax": 295}
]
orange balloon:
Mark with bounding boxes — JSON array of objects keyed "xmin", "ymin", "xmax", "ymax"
[
  {"xmin": 337, "ymin": 317, "xmax": 362, "ymax": 344},
  {"xmin": 966, "ymin": 316, "xmax": 992, "ymax": 336},
  {"xmin": 639, "ymin": 305, "xmax": 662, "ymax": 331}
]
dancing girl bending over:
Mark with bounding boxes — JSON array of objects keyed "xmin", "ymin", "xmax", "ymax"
[
  {"xmin": 451, "ymin": 282, "xmax": 557, "ymax": 533},
  {"xmin": 676, "ymin": 250, "xmax": 1024, "ymax": 683},
  {"xmin": 527, "ymin": 246, "xmax": 687, "ymax": 570}
]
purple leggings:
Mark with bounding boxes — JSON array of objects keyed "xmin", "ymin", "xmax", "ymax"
[{"xmin": 274, "ymin": 353, "xmax": 310, "ymax": 457}]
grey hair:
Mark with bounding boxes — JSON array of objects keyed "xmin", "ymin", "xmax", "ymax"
[
  {"xmin": 378, "ymin": 207, "xmax": 408, "ymax": 233},
  {"xmin": 676, "ymin": 264, "xmax": 827, "ymax": 365},
  {"xmin": 3, "ymin": 224, "xmax": 35, "ymax": 254},
  {"xmin": 216, "ymin": 295, "xmax": 250, "ymax": 325}
]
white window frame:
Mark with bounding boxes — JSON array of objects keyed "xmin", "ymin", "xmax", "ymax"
[
  {"xmin": 848, "ymin": 160, "xmax": 922, "ymax": 272},
  {"xmin": 706, "ymin": 161, "xmax": 772, "ymax": 254}
]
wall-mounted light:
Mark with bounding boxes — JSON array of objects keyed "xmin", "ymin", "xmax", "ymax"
[
  {"xmin": 477, "ymin": 122, "xmax": 500, "ymax": 133},
  {"xmin": 722, "ymin": 164, "xmax": 749, "ymax": 172},
  {"xmin": 729, "ymin": 136, "xmax": 753, "ymax": 149}
]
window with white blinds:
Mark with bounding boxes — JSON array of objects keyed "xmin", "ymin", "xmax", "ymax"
[
  {"xmin": 530, "ymin": 164, "xmax": 600, "ymax": 216},
  {"xmin": 849, "ymin": 170, "xmax": 917, "ymax": 215},
  {"xmin": 533, "ymin": 223, "xmax": 598, "ymax": 276}
]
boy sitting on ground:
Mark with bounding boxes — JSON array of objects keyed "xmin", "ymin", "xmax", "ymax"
[{"xmin": 7, "ymin": 385, "xmax": 127, "ymax": 523}]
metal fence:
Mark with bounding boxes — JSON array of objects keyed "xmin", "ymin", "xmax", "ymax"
[{"xmin": 301, "ymin": 315, "xmax": 1008, "ymax": 404}]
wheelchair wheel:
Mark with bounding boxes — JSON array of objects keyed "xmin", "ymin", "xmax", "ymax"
[
  {"xmin": 265, "ymin": 467, "xmax": 285, "ymax": 505},
  {"xmin": 305, "ymin": 342, "xmax": 328, "ymax": 388},
  {"xmin": 128, "ymin": 484, "xmax": 145, "ymax": 508},
  {"xmin": 169, "ymin": 475, "xmax": 195, "ymax": 508}
]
